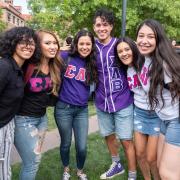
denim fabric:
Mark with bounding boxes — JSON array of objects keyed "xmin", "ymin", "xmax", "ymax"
[
  {"xmin": 134, "ymin": 106, "xmax": 161, "ymax": 136},
  {"xmin": 160, "ymin": 118, "xmax": 180, "ymax": 146},
  {"xmin": 96, "ymin": 104, "xmax": 134, "ymax": 140},
  {"xmin": 0, "ymin": 119, "xmax": 14, "ymax": 180},
  {"xmin": 55, "ymin": 101, "xmax": 88, "ymax": 170},
  {"xmin": 14, "ymin": 115, "xmax": 48, "ymax": 180}
]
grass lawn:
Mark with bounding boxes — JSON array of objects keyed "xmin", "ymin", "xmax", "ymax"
[
  {"xmin": 12, "ymin": 101, "xmax": 144, "ymax": 179},
  {"xmin": 47, "ymin": 100, "xmax": 96, "ymax": 131},
  {"xmin": 12, "ymin": 132, "xmax": 143, "ymax": 180}
]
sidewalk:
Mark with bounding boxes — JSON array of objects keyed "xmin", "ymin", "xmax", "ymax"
[{"xmin": 11, "ymin": 115, "xmax": 99, "ymax": 165}]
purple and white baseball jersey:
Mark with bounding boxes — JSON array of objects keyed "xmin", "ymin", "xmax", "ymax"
[{"xmin": 95, "ymin": 38, "xmax": 133, "ymax": 113}]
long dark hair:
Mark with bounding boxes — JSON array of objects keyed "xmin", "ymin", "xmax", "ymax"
[
  {"xmin": 136, "ymin": 19, "xmax": 180, "ymax": 110},
  {"xmin": 70, "ymin": 29, "xmax": 98, "ymax": 85},
  {"xmin": 114, "ymin": 37, "xmax": 143, "ymax": 72}
]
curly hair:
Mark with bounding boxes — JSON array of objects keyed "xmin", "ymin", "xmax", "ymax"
[
  {"xmin": 70, "ymin": 29, "xmax": 98, "ymax": 85},
  {"xmin": 136, "ymin": 19, "xmax": 180, "ymax": 110},
  {"xmin": 0, "ymin": 26, "xmax": 38, "ymax": 63},
  {"xmin": 34, "ymin": 30, "xmax": 64, "ymax": 96},
  {"xmin": 93, "ymin": 8, "xmax": 115, "ymax": 26},
  {"xmin": 114, "ymin": 37, "xmax": 143, "ymax": 72}
]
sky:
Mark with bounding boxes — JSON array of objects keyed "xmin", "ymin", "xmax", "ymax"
[{"xmin": 13, "ymin": 0, "xmax": 30, "ymax": 14}]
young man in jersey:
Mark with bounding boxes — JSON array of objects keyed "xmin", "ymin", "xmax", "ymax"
[{"xmin": 93, "ymin": 8, "xmax": 137, "ymax": 180}]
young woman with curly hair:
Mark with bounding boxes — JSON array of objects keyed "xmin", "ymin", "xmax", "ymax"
[
  {"xmin": 0, "ymin": 26, "xmax": 37, "ymax": 180},
  {"xmin": 55, "ymin": 29, "xmax": 98, "ymax": 180},
  {"xmin": 14, "ymin": 29, "xmax": 63, "ymax": 180}
]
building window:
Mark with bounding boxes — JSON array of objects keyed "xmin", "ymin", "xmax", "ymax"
[
  {"xmin": 13, "ymin": 16, "xmax": 15, "ymax": 24},
  {"xmin": 5, "ymin": 0, "xmax": 13, "ymax": 4},
  {"xmin": 17, "ymin": 18, "xmax": 19, "ymax": 26},
  {"xmin": 7, "ymin": 13, "xmax": 11, "ymax": 22}
]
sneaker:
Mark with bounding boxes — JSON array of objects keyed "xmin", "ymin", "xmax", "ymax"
[
  {"xmin": 62, "ymin": 172, "xmax": 71, "ymax": 180},
  {"xmin": 77, "ymin": 172, "xmax": 88, "ymax": 180},
  {"xmin": 128, "ymin": 178, "xmax": 136, "ymax": 180},
  {"xmin": 100, "ymin": 161, "xmax": 125, "ymax": 179}
]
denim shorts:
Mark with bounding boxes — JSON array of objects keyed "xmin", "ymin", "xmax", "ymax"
[
  {"xmin": 160, "ymin": 118, "xmax": 180, "ymax": 146},
  {"xmin": 96, "ymin": 104, "xmax": 133, "ymax": 140},
  {"xmin": 134, "ymin": 106, "xmax": 161, "ymax": 136}
]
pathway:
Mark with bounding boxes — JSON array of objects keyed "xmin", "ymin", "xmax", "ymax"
[{"xmin": 11, "ymin": 115, "xmax": 98, "ymax": 164}]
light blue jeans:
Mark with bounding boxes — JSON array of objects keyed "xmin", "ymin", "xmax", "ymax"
[
  {"xmin": 55, "ymin": 101, "xmax": 88, "ymax": 170},
  {"xmin": 14, "ymin": 115, "xmax": 48, "ymax": 180}
]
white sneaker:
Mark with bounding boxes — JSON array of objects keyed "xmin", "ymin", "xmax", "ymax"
[
  {"xmin": 77, "ymin": 172, "xmax": 88, "ymax": 180},
  {"xmin": 62, "ymin": 172, "xmax": 71, "ymax": 180}
]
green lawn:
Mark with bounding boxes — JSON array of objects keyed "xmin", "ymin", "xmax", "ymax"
[
  {"xmin": 12, "ymin": 133, "xmax": 143, "ymax": 180},
  {"xmin": 12, "ymin": 101, "xmax": 144, "ymax": 179},
  {"xmin": 47, "ymin": 100, "xmax": 96, "ymax": 131}
]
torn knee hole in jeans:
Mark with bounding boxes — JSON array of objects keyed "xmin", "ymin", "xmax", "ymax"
[
  {"xmin": 33, "ymin": 130, "xmax": 46, "ymax": 155},
  {"xmin": 30, "ymin": 129, "xmax": 38, "ymax": 137}
]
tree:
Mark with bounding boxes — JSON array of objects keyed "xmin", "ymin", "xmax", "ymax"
[
  {"xmin": 131, "ymin": 0, "xmax": 180, "ymax": 39},
  {"xmin": 27, "ymin": 0, "xmax": 180, "ymax": 40},
  {"xmin": 0, "ymin": 9, "xmax": 6, "ymax": 32}
]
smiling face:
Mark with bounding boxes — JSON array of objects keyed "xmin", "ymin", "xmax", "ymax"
[
  {"xmin": 136, "ymin": 25, "xmax": 156, "ymax": 56},
  {"xmin": 117, "ymin": 42, "xmax": 133, "ymax": 66},
  {"xmin": 13, "ymin": 38, "xmax": 35, "ymax": 66},
  {"xmin": 40, "ymin": 32, "xmax": 58, "ymax": 60},
  {"xmin": 77, "ymin": 35, "xmax": 92, "ymax": 58},
  {"xmin": 93, "ymin": 16, "xmax": 113, "ymax": 44}
]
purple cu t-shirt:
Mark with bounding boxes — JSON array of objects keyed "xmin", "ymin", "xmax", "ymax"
[
  {"xmin": 59, "ymin": 51, "xmax": 90, "ymax": 106},
  {"xmin": 95, "ymin": 38, "xmax": 133, "ymax": 113}
]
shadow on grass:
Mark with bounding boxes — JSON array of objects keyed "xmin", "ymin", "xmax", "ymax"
[{"xmin": 12, "ymin": 133, "xmax": 143, "ymax": 180}]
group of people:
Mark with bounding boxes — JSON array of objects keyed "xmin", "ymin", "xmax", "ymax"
[{"xmin": 0, "ymin": 7, "xmax": 179, "ymax": 180}]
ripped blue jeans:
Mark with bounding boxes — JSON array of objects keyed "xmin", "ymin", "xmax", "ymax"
[{"xmin": 14, "ymin": 115, "xmax": 48, "ymax": 180}]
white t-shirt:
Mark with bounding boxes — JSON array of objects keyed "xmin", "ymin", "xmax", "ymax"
[
  {"xmin": 139, "ymin": 57, "xmax": 179, "ymax": 120},
  {"xmin": 127, "ymin": 66, "xmax": 150, "ymax": 110}
]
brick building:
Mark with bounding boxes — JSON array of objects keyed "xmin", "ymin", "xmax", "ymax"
[{"xmin": 0, "ymin": 0, "xmax": 27, "ymax": 29}]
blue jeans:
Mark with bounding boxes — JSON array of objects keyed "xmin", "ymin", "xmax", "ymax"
[
  {"xmin": 55, "ymin": 101, "xmax": 88, "ymax": 170},
  {"xmin": 14, "ymin": 115, "xmax": 48, "ymax": 180}
]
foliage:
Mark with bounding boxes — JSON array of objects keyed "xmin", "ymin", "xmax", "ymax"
[
  {"xmin": 12, "ymin": 133, "xmax": 144, "ymax": 180},
  {"xmin": 0, "ymin": 9, "xmax": 6, "ymax": 32},
  {"xmin": 27, "ymin": 0, "xmax": 180, "ymax": 40},
  {"xmin": 46, "ymin": 107, "xmax": 56, "ymax": 131},
  {"xmin": 132, "ymin": 0, "xmax": 180, "ymax": 39}
]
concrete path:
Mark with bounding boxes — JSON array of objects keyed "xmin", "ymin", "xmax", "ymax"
[{"xmin": 11, "ymin": 115, "xmax": 99, "ymax": 165}]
